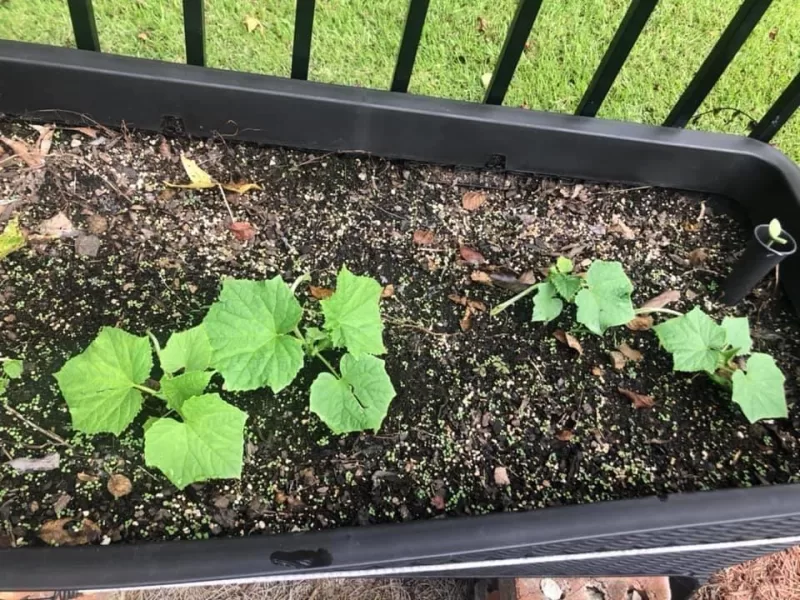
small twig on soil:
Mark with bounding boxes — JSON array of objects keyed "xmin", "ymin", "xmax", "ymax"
[
  {"xmin": 66, "ymin": 154, "xmax": 131, "ymax": 200},
  {"xmin": 2, "ymin": 404, "xmax": 70, "ymax": 447},
  {"xmin": 217, "ymin": 183, "xmax": 236, "ymax": 222},
  {"xmin": 596, "ymin": 185, "xmax": 652, "ymax": 196},
  {"xmin": 288, "ymin": 152, "xmax": 334, "ymax": 172},
  {"xmin": 384, "ymin": 318, "xmax": 454, "ymax": 338},
  {"xmin": 0, "ymin": 440, "xmax": 12, "ymax": 461}
]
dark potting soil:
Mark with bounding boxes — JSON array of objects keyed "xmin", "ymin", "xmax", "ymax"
[{"xmin": 0, "ymin": 122, "xmax": 798, "ymax": 548}]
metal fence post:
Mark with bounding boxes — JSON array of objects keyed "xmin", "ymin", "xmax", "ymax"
[
  {"xmin": 67, "ymin": 0, "xmax": 100, "ymax": 52},
  {"xmin": 750, "ymin": 72, "xmax": 800, "ymax": 143},
  {"xmin": 391, "ymin": 0, "xmax": 430, "ymax": 93},
  {"xmin": 183, "ymin": 0, "xmax": 205, "ymax": 67},
  {"xmin": 292, "ymin": 0, "xmax": 316, "ymax": 80}
]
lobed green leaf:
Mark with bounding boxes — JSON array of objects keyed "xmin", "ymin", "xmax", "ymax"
[
  {"xmin": 203, "ymin": 277, "xmax": 304, "ymax": 392},
  {"xmin": 721, "ymin": 317, "xmax": 753, "ymax": 356},
  {"xmin": 321, "ymin": 266, "xmax": 385, "ymax": 356},
  {"xmin": 160, "ymin": 326, "xmax": 212, "ymax": 374},
  {"xmin": 731, "ymin": 353, "xmax": 787, "ymax": 422},
  {"xmin": 144, "ymin": 393, "xmax": 248, "ymax": 489},
  {"xmin": 161, "ymin": 371, "xmax": 214, "ymax": 411},
  {"xmin": 531, "ymin": 282, "xmax": 563, "ymax": 322},
  {"xmin": 574, "ymin": 260, "xmax": 635, "ymax": 335},
  {"xmin": 310, "ymin": 353, "xmax": 395, "ymax": 434},
  {"xmin": 54, "ymin": 327, "xmax": 153, "ymax": 435},
  {"xmin": 653, "ymin": 307, "xmax": 726, "ymax": 374},
  {"xmin": 2, "ymin": 359, "xmax": 23, "ymax": 380}
]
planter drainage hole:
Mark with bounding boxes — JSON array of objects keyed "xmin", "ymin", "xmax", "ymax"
[
  {"xmin": 160, "ymin": 115, "xmax": 186, "ymax": 136},
  {"xmin": 270, "ymin": 548, "xmax": 333, "ymax": 569}
]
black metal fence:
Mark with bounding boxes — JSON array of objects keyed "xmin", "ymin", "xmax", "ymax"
[{"xmin": 58, "ymin": 0, "xmax": 798, "ymax": 144}]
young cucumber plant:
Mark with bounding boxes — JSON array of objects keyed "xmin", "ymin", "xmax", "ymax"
[
  {"xmin": 652, "ymin": 307, "xmax": 786, "ymax": 422},
  {"xmin": 0, "ymin": 356, "xmax": 23, "ymax": 395},
  {"xmin": 492, "ymin": 257, "xmax": 787, "ymax": 423},
  {"xmin": 491, "ymin": 257, "xmax": 635, "ymax": 335},
  {"xmin": 55, "ymin": 325, "xmax": 244, "ymax": 490},
  {"xmin": 54, "ymin": 266, "xmax": 394, "ymax": 490},
  {"xmin": 201, "ymin": 265, "xmax": 395, "ymax": 434}
]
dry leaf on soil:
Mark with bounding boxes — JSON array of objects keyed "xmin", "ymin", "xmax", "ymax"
[
  {"xmin": 688, "ymin": 247, "xmax": 709, "ymax": 266},
  {"xmin": 165, "ymin": 154, "xmax": 262, "ymax": 194},
  {"xmin": 448, "ymin": 293, "xmax": 486, "ymax": 312},
  {"xmin": 66, "ymin": 126, "xmax": 99, "ymax": 139},
  {"xmin": 493, "ymin": 466, "xmax": 511, "ymax": 486},
  {"xmin": 229, "ymin": 221, "xmax": 256, "ymax": 241},
  {"xmin": 53, "ymin": 493, "xmax": 72, "ymax": 516},
  {"xmin": 77, "ymin": 472, "xmax": 99, "ymax": 483},
  {"xmin": 462, "ymin": 190, "xmax": 487, "ymax": 211},
  {"xmin": 459, "ymin": 246, "xmax": 486, "ymax": 265},
  {"xmin": 618, "ymin": 387, "xmax": 655, "ymax": 409},
  {"xmin": 37, "ymin": 212, "xmax": 78, "ymax": 239},
  {"xmin": 6, "ymin": 453, "xmax": 60, "ymax": 473},
  {"xmin": 470, "ymin": 271, "xmax": 493, "ymax": 285},
  {"xmin": 555, "ymin": 429, "xmax": 574, "ymax": 441},
  {"xmin": 627, "ymin": 315, "xmax": 654, "ymax": 331},
  {"xmin": 244, "ymin": 15, "xmax": 263, "ymax": 32},
  {"xmin": 108, "ymin": 474, "xmax": 133, "ymax": 499},
  {"xmin": 609, "ymin": 215, "xmax": 636, "ymax": 240},
  {"xmin": 30, "ymin": 124, "xmax": 55, "ymax": 157},
  {"xmin": 553, "ymin": 329, "xmax": 583, "ymax": 355},
  {"xmin": 609, "ymin": 350, "xmax": 627, "ymax": 370},
  {"xmin": 309, "ymin": 286, "xmax": 334, "ymax": 300},
  {"xmin": 459, "ymin": 306, "xmax": 474, "ymax": 332},
  {"xmin": 642, "ymin": 289, "xmax": 680, "ymax": 309},
  {"xmin": 87, "ymin": 214, "xmax": 108, "ymax": 235},
  {"xmin": 412, "ymin": 229, "xmax": 435, "ymax": 245},
  {"xmin": 75, "ymin": 234, "xmax": 101, "ymax": 257},
  {"xmin": 591, "ymin": 366, "xmax": 605, "ymax": 377},
  {"xmin": 39, "ymin": 518, "xmax": 101, "ymax": 546},
  {"xmin": 0, "ymin": 136, "xmax": 43, "ymax": 168},
  {"xmin": 618, "ymin": 341, "xmax": 643, "ymax": 362},
  {"xmin": 381, "ymin": 284, "xmax": 395, "ymax": 299}
]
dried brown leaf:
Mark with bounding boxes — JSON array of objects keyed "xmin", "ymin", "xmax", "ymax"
[
  {"xmin": 609, "ymin": 350, "xmax": 627, "ymax": 370},
  {"xmin": 38, "ymin": 212, "xmax": 78, "ymax": 239},
  {"xmin": 591, "ymin": 366, "xmax": 605, "ymax": 377},
  {"xmin": 39, "ymin": 518, "xmax": 101, "ymax": 547},
  {"xmin": 462, "ymin": 190, "xmax": 487, "ymax": 211},
  {"xmin": 555, "ymin": 429, "xmax": 574, "ymax": 441},
  {"xmin": 222, "ymin": 182, "xmax": 262, "ymax": 194},
  {"xmin": 518, "ymin": 270, "xmax": 536, "ymax": 285},
  {"xmin": 448, "ymin": 294, "xmax": 486, "ymax": 312},
  {"xmin": 159, "ymin": 138, "xmax": 173, "ymax": 159},
  {"xmin": 470, "ymin": 270, "xmax": 493, "ymax": 285},
  {"xmin": 108, "ymin": 474, "xmax": 132, "ymax": 499},
  {"xmin": 642, "ymin": 289, "xmax": 680, "ymax": 309},
  {"xmin": 459, "ymin": 306, "xmax": 473, "ymax": 332},
  {"xmin": 309, "ymin": 286, "xmax": 334, "ymax": 300},
  {"xmin": 413, "ymin": 229, "xmax": 435, "ymax": 245},
  {"xmin": 627, "ymin": 315, "xmax": 654, "ymax": 331},
  {"xmin": 553, "ymin": 329, "xmax": 583, "ymax": 355},
  {"xmin": 77, "ymin": 472, "xmax": 99, "ymax": 483},
  {"xmin": 75, "ymin": 234, "xmax": 101, "ymax": 257},
  {"xmin": 459, "ymin": 246, "xmax": 486, "ymax": 265},
  {"xmin": 87, "ymin": 214, "xmax": 108, "ymax": 235},
  {"xmin": 229, "ymin": 221, "xmax": 256, "ymax": 241},
  {"xmin": 618, "ymin": 341, "xmax": 643, "ymax": 362},
  {"xmin": 488, "ymin": 271, "xmax": 529, "ymax": 293},
  {"xmin": 0, "ymin": 136, "xmax": 43, "ymax": 168},
  {"xmin": 381, "ymin": 284, "xmax": 394, "ymax": 299},
  {"xmin": 66, "ymin": 126, "xmax": 99, "ymax": 139},
  {"xmin": 493, "ymin": 466, "xmax": 511, "ymax": 486},
  {"xmin": 609, "ymin": 215, "xmax": 636, "ymax": 240},
  {"xmin": 688, "ymin": 247, "xmax": 709, "ymax": 266},
  {"xmin": 53, "ymin": 494, "xmax": 72, "ymax": 516},
  {"xmin": 31, "ymin": 125, "xmax": 55, "ymax": 157},
  {"xmin": 618, "ymin": 387, "xmax": 655, "ymax": 409}
]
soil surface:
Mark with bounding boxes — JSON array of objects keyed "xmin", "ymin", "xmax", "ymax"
[{"xmin": 0, "ymin": 121, "xmax": 799, "ymax": 548}]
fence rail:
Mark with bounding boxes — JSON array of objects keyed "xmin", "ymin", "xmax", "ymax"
[{"xmin": 35, "ymin": 0, "xmax": 800, "ymax": 144}]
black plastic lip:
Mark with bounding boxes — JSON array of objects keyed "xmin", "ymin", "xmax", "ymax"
[{"xmin": 1, "ymin": 40, "xmax": 800, "ymax": 588}]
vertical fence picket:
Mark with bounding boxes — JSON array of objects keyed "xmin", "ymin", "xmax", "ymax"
[
  {"xmin": 484, "ymin": 0, "xmax": 544, "ymax": 106},
  {"xmin": 67, "ymin": 0, "xmax": 100, "ymax": 52},
  {"xmin": 664, "ymin": 0, "xmax": 772, "ymax": 128},
  {"xmin": 576, "ymin": 0, "xmax": 658, "ymax": 117},
  {"xmin": 183, "ymin": 0, "xmax": 205, "ymax": 67},
  {"xmin": 749, "ymin": 72, "xmax": 800, "ymax": 143},
  {"xmin": 292, "ymin": 0, "xmax": 316, "ymax": 80},
  {"xmin": 391, "ymin": 0, "xmax": 430, "ymax": 93}
]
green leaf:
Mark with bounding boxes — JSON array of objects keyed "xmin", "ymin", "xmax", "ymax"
[
  {"xmin": 161, "ymin": 371, "xmax": 214, "ymax": 411},
  {"xmin": 653, "ymin": 307, "xmax": 726, "ymax": 374},
  {"xmin": 144, "ymin": 393, "xmax": 248, "ymax": 489},
  {"xmin": 721, "ymin": 317, "xmax": 753, "ymax": 355},
  {"xmin": 531, "ymin": 282, "xmax": 563, "ymax": 322},
  {"xmin": 160, "ymin": 326, "xmax": 212, "ymax": 374},
  {"xmin": 310, "ymin": 354, "xmax": 395, "ymax": 434},
  {"xmin": 54, "ymin": 327, "xmax": 153, "ymax": 435},
  {"xmin": 574, "ymin": 260, "xmax": 635, "ymax": 335},
  {"xmin": 550, "ymin": 272, "xmax": 583, "ymax": 302},
  {"xmin": 2, "ymin": 359, "xmax": 23, "ymax": 380},
  {"xmin": 321, "ymin": 266, "xmax": 385, "ymax": 355},
  {"xmin": 203, "ymin": 277, "xmax": 304, "ymax": 392},
  {"xmin": 0, "ymin": 217, "xmax": 26, "ymax": 261},
  {"xmin": 555, "ymin": 256, "xmax": 573, "ymax": 274},
  {"xmin": 768, "ymin": 219, "xmax": 787, "ymax": 244},
  {"xmin": 731, "ymin": 353, "xmax": 787, "ymax": 422},
  {"xmin": 0, "ymin": 378, "xmax": 7, "ymax": 396}
]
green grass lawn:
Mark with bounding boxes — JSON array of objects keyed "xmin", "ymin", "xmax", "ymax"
[{"xmin": 1, "ymin": 0, "xmax": 798, "ymax": 161}]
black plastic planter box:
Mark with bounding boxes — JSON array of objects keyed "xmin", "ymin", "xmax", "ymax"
[{"xmin": 2, "ymin": 41, "xmax": 800, "ymax": 592}]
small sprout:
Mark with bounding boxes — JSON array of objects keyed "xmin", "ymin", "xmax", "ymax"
[{"xmin": 767, "ymin": 218, "xmax": 788, "ymax": 246}]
